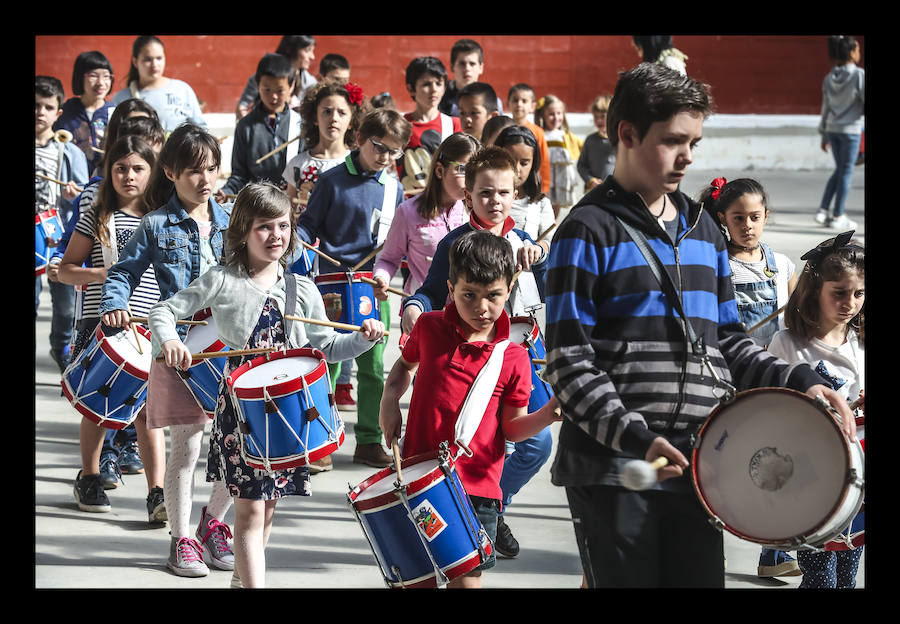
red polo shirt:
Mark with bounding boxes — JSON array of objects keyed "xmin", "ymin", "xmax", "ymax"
[{"xmin": 400, "ymin": 302, "xmax": 532, "ymax": 502}]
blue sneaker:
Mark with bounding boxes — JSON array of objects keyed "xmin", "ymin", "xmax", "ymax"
[
  {"xmin": 99, "ymin": 452, "xmax": 123, "ymax": 490},
  {"xmin": 118, "ymin": 441, "xmax": 144, "ymax": 474},
  {"xmin": 757, "ymin": 548, "xmax": 801, "ymax": 577}
]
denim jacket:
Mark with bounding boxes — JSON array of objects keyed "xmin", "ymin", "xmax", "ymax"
[{"xmin": 99, "ymin": 193, "xmax": 231, "ymax": 335}]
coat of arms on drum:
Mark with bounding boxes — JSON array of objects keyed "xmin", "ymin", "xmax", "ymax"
[{"xmin": 323, "ymin": 293, "xmax": 342, "ymax": 323}]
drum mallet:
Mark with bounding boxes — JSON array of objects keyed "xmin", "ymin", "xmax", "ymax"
[{"xmin": 621, "ymin": 456, "xmax": 670, "ymax": 491}]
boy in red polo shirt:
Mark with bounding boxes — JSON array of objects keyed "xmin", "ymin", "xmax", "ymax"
[{"xmin": 380, "ymin": 229, "xmax": 561, "ymax": 588}]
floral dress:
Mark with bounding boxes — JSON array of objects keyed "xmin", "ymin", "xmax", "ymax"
[{"xmin": 206, "ymin": 298, "xmax": 312, "ymax": 500}]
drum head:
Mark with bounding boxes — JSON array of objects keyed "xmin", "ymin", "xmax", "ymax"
[
  {"xmin": 100, "ymin": 325, "xmax": 154, "ymax": 376},
  {"xmin": 231, "ymin": 356, "xmax": 320, "ymax": 391},
  {"xmin": 693, "ymin": 389, "xmax": 850, "ymax": 544},
  {"xmin": 183, "ymin": 321, "xmax": 222, "ymax": 352},
  {"xmin": 509, "ymin": 321, "xmax": 535, "ymax": 345}
]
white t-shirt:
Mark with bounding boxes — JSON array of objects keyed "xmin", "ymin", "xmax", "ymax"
[{"xmin": 768, "ymin": 328, "xmax": 864, "ymax": 402}]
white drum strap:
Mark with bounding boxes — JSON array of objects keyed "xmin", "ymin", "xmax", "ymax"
[
  {"xmin": 376, "ymin": 175, "xmax": 398, "ymax": 247},
  {"xmin": 504, "ymin": 232, "xmax": 542, "ymax": 315},
  {"xmin": 100, "ymin": 210, "xmax": 119, "ymax": 268},
  {"xmin": 285, "ymin": 110, "xmax": 302, "ymax": 162},
  {"xmin": 453, "ymin": 340, "xmax": 510, "ymax": 452},
  {"xmin": 440, "ymin": 113, "xmax": 454, "ymax": 140}
]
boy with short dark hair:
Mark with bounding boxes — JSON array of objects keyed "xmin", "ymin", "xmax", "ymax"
[
  {"xmin": 403, "ymin": 56, "xmax": 461, "ymax": 154},
  {"xmin": 439, "ymin": 39, "xmax": 503, "ymax": 117},
  {"xmin": 217, "ymin": 53, "xmax": 302, "ymax": 200},
  {"xmin": 296, "ymin": 107, "xmax": 412, "ymax": 469},
  {"xmin": 36, "ymin": 75, "xmax": 89, "ymax": 371},
  {"xmin": 317, "ymin": 53, "xmax": 351, "ymax": 84},
  {"xmin": 381, "ymin": 228, "xmax": 560, "ymax": 588},
  {"xmin": 457, "ymin": 81, "xmax": 499, "ymax": 140},
  {"xmin": 507, "ymin": 83, "xmax": 551, "ymax": 194},
  {"xmin": 544, "ymin": 62, "xmax": 857, "ymax": 588}
]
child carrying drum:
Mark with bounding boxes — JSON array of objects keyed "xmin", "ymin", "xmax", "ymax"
[
  {"xmin": 767, "ymin": 231, "xmax": 865, "ymax": 589},
  {"xmin": 380, "ymin": 229, "xmax": 560, "ymax": 588},
  {"xmin": 149, "ymin": 182, "xmax": 385, "ymax": 589}
]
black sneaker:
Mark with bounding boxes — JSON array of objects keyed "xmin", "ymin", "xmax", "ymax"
[
  {"xmin": 99, "ymin": 452, "xmax": 123, "ymax": 489},
  {"xmin": 147, "ymin": 486, "xmax": 167, "ymax": 524},
  {"xmin": 118, "ymin": 441, "xmax": 144, "ymax": 474},
  {"xmin": 494, "ymin": 515, "xmax": 520, "ymax": 558},
  {"xmin": 74, "ymin": 471, "xmax": 111, "ymax": 513}
]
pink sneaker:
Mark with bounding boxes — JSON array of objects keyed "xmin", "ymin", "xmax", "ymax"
[{"xmin": 196, "ymin": 506, "xmax": 235, "ymax": 571}]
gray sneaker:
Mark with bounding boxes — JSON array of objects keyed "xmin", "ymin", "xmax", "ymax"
[
  {"xmin": 196, "ymin": 506, "xmax": 235, "ymax": 571},
  {"xmin": 167, "ymin": 536, "xmax": 210, "ymax": 577},
  {"xmin": 73, "ymin": 471, "xmax": 111, "ymax": 513}
]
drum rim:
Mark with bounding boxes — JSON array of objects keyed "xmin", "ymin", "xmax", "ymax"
[
  {"xmin": 508, "ymin": 316, "xmax": 540, "ymax": 343},
  {"xmin": 244, "ymin": 429, "xmax": 345, "ymax": 470},
  {"xmin": 691, "ymin": 387, "xmax": 854, "ymax": 547},
  {"xmin": 184, "ymin": 310, "xmax": 228, "ymax": 366},
  {"xmin": 95, "ymin": 324, "xmax": 153, "ymax": 380},
  {"xmin": 314, "ymin": 271, "xmax": 375, "ymax": 284},
  {"xmin": 61, "ymin": 379, "xmax": 140, "ymax": 430},
  {"xmin": 226, "ymin": 347, "xmax": 328, "ymax": 399},
  {"xmin": 349, "ymin": 448, "xmax": 454, "ymax": 511}
]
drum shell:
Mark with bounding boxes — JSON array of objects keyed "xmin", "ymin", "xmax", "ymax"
[
  {"xmin": 179, "ymin": 309, "xmax": 228, "ymax": 418},
  {"xmin": 35, "ymin": 208, "xmax": 64, "ymax": 276},
  {"xmin": 61, "ymin": 324, "xmax": 152, "ymax": 429},
  {"xmin": 509, "ymin": 316, "xmax": 553, "ymax": 413},
  {"xmin": 315, "ymin": 272, "xmax": 379, "ymax": 332},
  {"xmin": 348, "ymin": 450, "xmax": 493, "ymax": 588},
  {"xmin": 691, "ymin": 388, "xmax": 865, "ymax": 551},
  {"xmin": 227, "ymin": 348, "xmax": 343, "ymax": 471}
]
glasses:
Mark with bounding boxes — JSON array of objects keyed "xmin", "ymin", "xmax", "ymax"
[
  {"xmin": 368, "ymin": 138, "xmax": 404, "ymax": 160},
  {"xmin": 447, "ymin": 161, "xmax": 467, "ymax": 176},
  {"xmin": 85, "ymin": 72, "xmax": 113, "ymax": 83}
]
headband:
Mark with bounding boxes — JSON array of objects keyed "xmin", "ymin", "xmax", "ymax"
[{"xmin": 800, "ymin": 230, "xmax": 864, "ymax": 268}]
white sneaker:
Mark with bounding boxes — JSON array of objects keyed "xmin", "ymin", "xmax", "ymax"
[
  {"xmin": 828, "ymin": 214, "xmax": 858, "ymax": 230},
  {"xmin": 815, "ymin": 209, "xmax": 829, "ymax": 224}
]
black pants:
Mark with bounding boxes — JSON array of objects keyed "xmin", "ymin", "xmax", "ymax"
[{"xmin": 565, "ymin": 484, "xmax": 724, "ymax": 588}]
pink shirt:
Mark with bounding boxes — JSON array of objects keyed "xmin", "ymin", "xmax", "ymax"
[{"xmin": 373, "ymin": 194, "xmax": 467, "ymax": 295}]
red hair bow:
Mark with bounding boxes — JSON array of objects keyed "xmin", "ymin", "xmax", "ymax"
[
  {"xmin": 345, "ymin": 83, "xmax": 364, "ymax": 105},
  {"xmin": 710, "ymin": 177, "xmax": 727, "ymax": 200}
]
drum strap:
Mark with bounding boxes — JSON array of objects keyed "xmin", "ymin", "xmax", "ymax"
[
  {"xmin": 453, "ymin": 340, "xmax": 511, "ymax": 451},
  {"xmin": 283, "ymin": 271, "xmax": 297, "ymax": 347}
]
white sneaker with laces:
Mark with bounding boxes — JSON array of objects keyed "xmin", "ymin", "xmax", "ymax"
[
  {"xmin": 828, "ymin": 214, "xmax": 858, "ymax": 230},
  {"xmin": 815, "ymin": 209, "xmax": 829, "ymax": 224}
]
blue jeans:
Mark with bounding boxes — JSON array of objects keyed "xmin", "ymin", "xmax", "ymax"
[
  {"xmin": 820, "ymin": 132, "xmax": 862, "ymax": 219},
  {"xmin": 470, "ymin": 496, "xmax": 500, "ymax": 571},
  {"xmin": 499, "ymin": 427, "xmax": 554, "ymax": 510},
  {"xmin": 36, "ymin": 275, "xmax": 75, "ymax": 354}
]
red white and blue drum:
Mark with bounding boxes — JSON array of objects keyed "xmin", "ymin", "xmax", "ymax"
[
  {"xmin": 61, "ymin": 324, "xmax": 153, "ymax": 429},
  {"xmin": 509, "ymin": 316, "xmax": 553, "ymax": 413},
  {"xmin": 692, "ymin": 388, "xmax": 865, "ymax": 551},
  {"xmin": 315, "ymin": 272, "xmax": 379, "ymax": 332},
  {"xmin": 178, "ymin": 309, "xmax": 228, "ymax": 418},
  {"xmin": 227, "ymin": 348, "xmax": 343, "ymax": 472},
  {"xmin": 35, "ymin": 207, "xmax": 65, "ymax": 276},
  {"xmin": 824, "ymin": 414, "xmax": 865, "ymax": 551},
  {"xmin": 290, "ymin": 245, "xmax": 317, "ymax": 277},
  {"xmin": 348, "ymin": 447, "xmax": 493, "ymax": 588}
]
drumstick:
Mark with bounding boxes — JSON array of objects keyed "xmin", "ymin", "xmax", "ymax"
[
  {"xmin": 536, "ymin": 221, "xmax": 557, "ymax": 242},
  {"xmin": 35, "ymin": 173, "xmax": 84, "ymax": 195},
  {"xmin": 392, "ymin": 440, "xmax": 403, "ymax": 484},
  {"xmin": 532, "ymin": 358, "xmax": 546, "ymax": 365},
  {"xmin": 351, "ymin": 243, "xmax": 385, "ymax": 272},
  {"xmin": 90, "ymin": 145, "xmax": 105, "ymax": 155},
  {"xmin": 255, "ymin": 135, "xmax": 302, "ymax": 164},
  {"xmin": 284, "ymin": 314, "xmax": 390, "ymax": 337},
  {"xmin": 358, "ymin": 275, "xmax": 410, "ymax": 298},
  {"xmin": 301, "ymin": 241, "xmax": 341, "ymax": 266},
  {"xmin": 155, "ymin": 346, "xmax": 277, "ymax": 362},
  {"xmin": 126, "ymin": 304, "xmax": 143, "ymax": 355},
  {"xmin": 621, "ymin": 456, "xmax": 669, "ymax": 491},
  {"xmin": 746, "ymin": 304, "xmax": 787, "ymax": 334},
  {"xmin": 128, "ymin": 316, "xmax": 209, "ymax": 326}
]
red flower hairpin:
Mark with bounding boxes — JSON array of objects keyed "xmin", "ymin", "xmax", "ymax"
[
  {"xmin": 710, "ymin": 177, "xmax": 727, "ymax": 200},
  {"xmin": 345, "ymin": 83, "xmax": 364, "ymax": 105},
  {"xmin": 301, "ymin": 165, "xmax": 319, "ymax": 184}
]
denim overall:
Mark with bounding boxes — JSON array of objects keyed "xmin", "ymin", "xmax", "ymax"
[{"xmin": 733, "ymin": 242, "xmax": 781, "ymax": 347}]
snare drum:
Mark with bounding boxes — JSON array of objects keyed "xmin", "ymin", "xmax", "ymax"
[
  {"xmin": 315, "ymin": 272, "xmax": 379, "ymax": 332},
  {"xmin": 824, "ymin": 414, "xmax": 865, "ymax": 551},
  {"xmin": 62, "ymin": 324, "xmax": 153, "ymax": 429},
  {"xmin": 226, "ymin": 348, "xmax": 343, "ymax": 472},
  {"xmin": 35, "ymin": 208, "xmax": 64, "ymax": 276},
  {"xmin": 509, "ymin": 316, "xmax": 553, "ymax": 412},
  {"xmin": 177, "ymin": 309, "xmax": 228, "ymax": 418},
  {"xmin": 289, "ymin": 245, "xmax": 317, "ymax": 277},
  {"xmin": 691, "ymin": 388, "xmax": 865, "ymax": 551},
  {"xmin": 348, "ymin": 446, "xmax": 493, "ymax": 588}
]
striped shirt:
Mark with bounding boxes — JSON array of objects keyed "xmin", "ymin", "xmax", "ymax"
[{"xmin": 74, "ymin": 207, "xmax": 160, "ymax": 318}]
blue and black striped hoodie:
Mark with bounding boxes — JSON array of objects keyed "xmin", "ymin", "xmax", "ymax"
[{"xmin": 544, "ymin": 177, "xmax": 822, "ymax": 491}]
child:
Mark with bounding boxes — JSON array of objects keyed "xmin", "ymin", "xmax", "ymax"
[
  {"xmin": 633, "ymin": 35, "xmax": 688, "ymax": 75},
  {"xmin": 58, "ymin": 135, "xmax": 166, "ymax": 519},
  {"xmin": 109, "ymin": 36, "xmax": 206, "ymax": 133},
  {"xmin": 438, "ymin": 39, "xmax": 503, "ymax": 117},
  {"xmin": 235, "ymin": 36, "xmax": 317, "ymax": 120},
  {"xmin": 543, "ymin": 62, "xmax": 856, "ymax": 588},
  {"xmin": 535, "ymin": 94, "xmax": 583, "ymax": 216},
  {"xmin": 217, "ymin": 53, "xmax": 301, "ymax": 201},
  {"xmin": 36, "ymin": 75, "xmax": 89, "ymax": 372},
  {"xmin": 317, "ymin": 53, "xmax": 351, "ymax": 84},
  {"xmin": 457, "ymin": 82, "xmax": 500, "ymax": 141},
  {"xmin": 403, "ymin": 56, "xmax": 461, "ymax": 154},
  {"xmin": 149, "ymin": 182, "xmax": 385, "ymax": 589},
  {"xmin": 701, "ymin": 176, "xmax": 800, "ymax": 578},
  {"xmin": 54, "ymin": 51, "xmax": 114, "ymax": 174},
  {"xmin": 373, "ymin": 132, "xmax": 480, "ymax": 297},
  {"xmin": 296, "ymin": 108, "xmax": 412, "ymax": 469},
  {"xmin": 380, "ymin": 229, "xmax": 560, "ymax": 588},
  {"xmin": 99, "ymin": 123, "xmax": 235, "ymax": 579},
  {"xmin": 495, "ymin": 125, "xmax": 556, "ymax": 243},
  {"xmin": 577, "ymin": 95, "xmax": 615, "ymax": 192},
  {"xmin": 767, "ymin": 231, "xmax": 865, "ymax": 589},
  {"xmin": 481, "ymin": 114, "xmax": 515, "ymax": 147},
  {"xmin": 506, "ymin": 83, "xmax": 551, "ymax": 195}
]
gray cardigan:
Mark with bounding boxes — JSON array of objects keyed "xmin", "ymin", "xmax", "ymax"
[{"xmin": 148, "ymin": 263, "xmax": 378, "ymax": 362}]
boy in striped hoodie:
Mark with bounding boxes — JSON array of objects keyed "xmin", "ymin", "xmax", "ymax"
[{"xmin": 543, "ymin": 62, "xmax": 857, "ymax": 588}]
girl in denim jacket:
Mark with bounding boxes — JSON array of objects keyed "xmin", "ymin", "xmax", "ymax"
[{"xmin": 99, "ymin": 123, "xmax": 235, "ymax": 579}]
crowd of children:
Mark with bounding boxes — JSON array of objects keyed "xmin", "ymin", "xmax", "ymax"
[{"xmin": 36, "ymin": 35, "xmax": 864, "ymax": 590}]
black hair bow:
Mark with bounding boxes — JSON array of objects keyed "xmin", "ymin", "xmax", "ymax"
[{"xmin": 800, "ymin": 230, "xmax": 860, "ymax": 268}]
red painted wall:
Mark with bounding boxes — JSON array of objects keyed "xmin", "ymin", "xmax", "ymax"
[{"xmin": 35, "ymin": 35, "xmax": 864, "ymax": 116}]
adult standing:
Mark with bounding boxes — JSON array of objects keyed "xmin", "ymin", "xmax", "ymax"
[
  {"xmin": 109, "ymin": 36, "xmax": 207, "ymax": 134},
  {"xmin": 816, "ymin": 35, "xmax": 864, "ymax": 231}
]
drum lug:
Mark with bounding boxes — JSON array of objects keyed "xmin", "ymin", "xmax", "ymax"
[
  {"xmin": 847, "ymin": 468, "xmax": 865, "ymax": 490},
  {"xmin": 708, "ymin": 516, "xmax": 724, "ymax": 532}
]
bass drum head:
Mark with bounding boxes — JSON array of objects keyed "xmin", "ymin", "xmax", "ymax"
[{"xmin": 692, "ymin": 389, "xmax": 852, "ymax": 546}]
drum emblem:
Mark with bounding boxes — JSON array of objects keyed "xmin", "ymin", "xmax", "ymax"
[
  {"xmin": 748, "ymin": 447, "xmax": 794, "ymax": 492},
  {"xmin": 359, "ymin": 296, "xmax": 373, "ymax": 316},
  {"xmin": 323, "ymin": 293, "xmax": 342, "ymax": 323},
  {"xmin": 413, "ymin": 500, "xmax": 446, "ymax": 541}
]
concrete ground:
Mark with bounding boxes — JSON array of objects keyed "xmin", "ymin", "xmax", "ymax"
[{"xmin": 34, "ymin": 167, "xmax": 864, "ymax": 590}]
